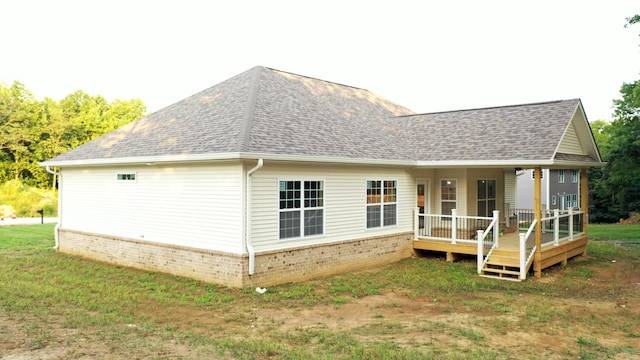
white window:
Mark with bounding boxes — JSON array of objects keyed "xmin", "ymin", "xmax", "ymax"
[
  {"xmin": 279, "ymin": 180, "xmax": 324, "ymax": 239},
  {"xmin": 552, "ymin": 195, "xmax": 557, "ymax": 206},
  {"xmin": 571, "ymin": 170, "xmax": 579, "ymax": 183},
  {"xmin": 441, "ymin": 179, "xmax": 457, "ymax": 215},
  {"xmin": 116, "ymin": 173, "xmax": 137, "ymax": 182},
  {"xmin": 571, "ymin": 194, "xmax": 578, "ymax": 208},
  {"xmin": 566, "ymin": 195, "xmax": 572, "ymax": 209},
  {"xmin": 558, "ymin": 170, "xmax": 565, "ymax": 183},
  {"xmin": 366, "ymin": 180, "xmax": 397, "ymax": 228}
]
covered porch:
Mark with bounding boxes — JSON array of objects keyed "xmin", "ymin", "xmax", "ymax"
[{"xmin": 413, "ymin": 167, "xmax": 589, "ymax": 281}]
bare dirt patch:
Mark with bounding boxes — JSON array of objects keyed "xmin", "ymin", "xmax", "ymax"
[{"xmin": 1, "ymin": 257, "xmax": 639, "ymax": 359}]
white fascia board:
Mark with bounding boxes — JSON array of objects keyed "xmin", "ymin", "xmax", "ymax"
[
  {"xmin": 40, "ymin": 152, "xmax": 603, "ymax": 169},
  {"xmin": 39, "ymin": 152, "xmax": 243, "ymax": 167},
  {"xmin": 546, "ymin": 160, "xmax": 606, "ymax": 168},
  {"xmin": 39, "ymin": 152, "xmax": 416, "ymax": 168},
  {"xmin": 411, "ymin": 159, "xmax": 555, "ymax": 168}
]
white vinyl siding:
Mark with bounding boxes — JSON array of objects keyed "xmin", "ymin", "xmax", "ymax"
[
  {"xmin": 250, "ymin": 164, "xmax": 414, "ymax": 252},
  {"xmin": 60, "ymin": 162, "xmax": 244, "ymax": 252},
  {"xmin": 503, "ymin": 169, "xmax": 516, "ymax": 211},
  {"xmin": 556, "ymin": 122, "xmax": 583, "ymax": 155}
]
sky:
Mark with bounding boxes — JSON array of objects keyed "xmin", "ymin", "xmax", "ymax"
[{"xmin": 1, "ymin": 0, "xmax": 639, "ymax": 122}]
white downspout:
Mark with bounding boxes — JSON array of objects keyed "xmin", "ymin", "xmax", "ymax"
[
  {"xmin": 45, "ymin": 166, "xmax": 61, "ymax": 250},
  {"xmin": 246, "ymin": 159, "xmax": 264, "ymax": 275}
]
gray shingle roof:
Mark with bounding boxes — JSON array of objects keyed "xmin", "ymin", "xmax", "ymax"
[
  {"xmin": 396, "ymin": 99, "xmax": 582, "ymax": 161},
  {"xmin": 42, "ymin": 66, "xmax": 599, "ymax": 166},
  {"xmin": 46, "ymin": 66, "xmax": 414, "ymax": 163}
]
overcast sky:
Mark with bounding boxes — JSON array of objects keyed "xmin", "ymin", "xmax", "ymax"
[{"xmin": 2, "ymin": 0, "xmax": 639, "ymax": 122}]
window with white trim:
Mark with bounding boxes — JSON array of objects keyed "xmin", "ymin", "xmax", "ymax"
[
  {"xmin": 279, "ymin": 180, "xmax": 324, "ymax": 239},
  {"xmin": 552, "ymin": 195, "xmax": 557, "ymax": 205},
  {"xmin": 441, "ymin": 179, "xmax": 457, "ymax": 215},
  {"xmin": 571, "ymin": 194, "xmax": 578, "ymax": 208},
  {"xmin": 366, "ymin": 180, "xmax": 397, "ymax": 228},
  {"xmin": 558, "ymin": 170, "xmax": 565, "ymax": 183},
  {"xmin": 571, "ymin": 170, "xmax": 578, "ymax": 183},
  {"xmin": 116, "ymin": 173, "xmax": 137, "ymax": 182},
  {"xmin": 566, "ymin": 195, "xmax": 572, "ymax": 209}
]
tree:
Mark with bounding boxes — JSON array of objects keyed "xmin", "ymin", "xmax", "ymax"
[
  {"xmin": 588, "ymin": 15, "xmax": 640, "ymax": 222},
  {"xmin": 0, "ymin": 82, "xmax": 146, "ymax": 188},
  {"xmin": 0, "ymin": 81, "xmax": 38, "ymax": 181},
  {"xmin": 589, "ymin": 80, "xmax": 640, "ymax": 222}
]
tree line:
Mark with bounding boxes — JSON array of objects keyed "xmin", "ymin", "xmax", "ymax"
[
  {"xmin": 589, "ymin": 79, "xmax": 640, "ymax": 222},
  {"xmin": 0, "ymin": 81, "xmax": 146, "ymax": 188},
  {"xmin": 587, "ymin": 15, "xmax": 640, "ymax": 222}
]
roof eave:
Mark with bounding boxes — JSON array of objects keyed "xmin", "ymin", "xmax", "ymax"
[
  {"xmin": 39, "ymin": 152, "xmax": 418, "ymax": 168},
  {"xmin": 40, "ymin": 153, "xmax": 606, "ymax": 169}
]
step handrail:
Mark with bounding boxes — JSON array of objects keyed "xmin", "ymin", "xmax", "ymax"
[
  {"xmin": 519, "ymin": 219, "xmax": 538, "ymax": 280},
  {"xmin": 477, "ymin": 210, "xmax": 499, "ymax": 273}
]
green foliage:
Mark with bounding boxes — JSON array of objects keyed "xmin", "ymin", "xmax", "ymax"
[
  {"xmin": 0, "ymin": 81, "xmax": 146, "ymax": 188},
  {"xmin": 0, "ymin": 179, "xmax": 57, "ymax": 217},
  {"xmin": 589, "ymin": 80, "xmax": 640, "ymax": 222}
]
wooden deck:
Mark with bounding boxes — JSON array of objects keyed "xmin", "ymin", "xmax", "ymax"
[{"xmin": 413, "ymin": 231, "xmax": 588, "ymax": 280}]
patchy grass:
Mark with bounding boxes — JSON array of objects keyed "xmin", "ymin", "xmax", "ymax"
[{"xmin": 0, "ymin": 223, "xmax": 639, "ymax": 359}]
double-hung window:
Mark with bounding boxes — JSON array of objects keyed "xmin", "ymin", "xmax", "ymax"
[
  {"xmin": 366, "ymin": 180, "xmax": 397, "ymax": 228},
  {"xmin": 279, "ymin": 180, "xmax": 324, "ymax": 239},
  {"xmin": 558, "ymin": 170, "xmax": 565, "ymax": 183},
  {"xmin": 571, "ymin": 170, "xmax": 578, "ymax": 183}
]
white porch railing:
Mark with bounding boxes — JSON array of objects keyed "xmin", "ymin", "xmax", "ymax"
[
  {"xmin": 518, "ymin": 219, "xmax": 537, "ymax": 280},
  {"xmin": 415, "ymin": 207, "xmax": 586, "ymax": 280},
  {"xmin": 414, "ymin": 208, "xmax": 499, "ymax": 245},
  {"xmin": 540, "ymin": 208, "xmax": 585, "ymax": 247},
  {"xmin": 413, "ymin": 208, "xmax": 500, "ymax": 274},
  {"xmin": 476, "ymin": 211, "xmax": 500, "ymax": 274}
]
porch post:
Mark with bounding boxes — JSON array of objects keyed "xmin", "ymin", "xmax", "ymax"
[
  {"xmin": 534, "ymin": 167, "xmax": 542, "ymax": 278},
  {"xmin": 493, "ymin": 210, "xmax": 500, "ymax": 247},
  {"xmin": 451, "ymin": 209, "xmax": 457, "ymax": 244},
  {"xmin": 568, "ymin": 207, "xmax": 574, "ymax": 240},
  {"xmin": 580, "ymin": 168, "xmax": 589, "ymax": 256},
  {"xmin": 553, "ymin": 209, "xmax": 560, "ymax": 245},
  {"xmin": 414, "ymin": 207, "xmax": 419, "ymax": 239}
]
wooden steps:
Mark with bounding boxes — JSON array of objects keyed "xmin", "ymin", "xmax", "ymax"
[{"xmin": 480, "ymin": 249, "xmax": 522, "ymax": 281}]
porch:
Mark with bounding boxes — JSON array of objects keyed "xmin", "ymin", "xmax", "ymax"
[{"xmin": 412, "ymin": 208, "xmax": 588, "ymax": 280}]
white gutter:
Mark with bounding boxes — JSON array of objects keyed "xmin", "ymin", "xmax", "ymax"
[
  {"xmin": 246, "ymin": 159, "xmax": 264, "ymax": 275},
  {"xmin": 45, "ymin": 166, "xmax": 61, "ymax": 250}
]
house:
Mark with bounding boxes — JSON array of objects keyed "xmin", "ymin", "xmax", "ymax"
[
  {"xmin": 516, "ymin": 169, "xmax": 581, "ymax": 210},
  {"xmin": 41, "ymin": 66, "xmax": 604, "ymax": 287}
]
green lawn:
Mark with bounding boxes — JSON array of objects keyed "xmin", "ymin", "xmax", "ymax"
[
  {"xmin": 0, "ymin": 223, "xmax": 639, "ymax": 359},
  {"xmin": 587, "ymin": 223, "xmax": 640, "ymax": 241}
]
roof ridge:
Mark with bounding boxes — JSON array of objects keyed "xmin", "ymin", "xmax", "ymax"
[
  {"xmin": 398, "ymin": 99, "xmax": 579, "ymax": 118},
  {"xmin": 239, "ymin": 66, "xmax": 263, "ymax": 151},
  {"xmin": 265, "ymin": 66, "xmax": 369, "ymax": 92}
]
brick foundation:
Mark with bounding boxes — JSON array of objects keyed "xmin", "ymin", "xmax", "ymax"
[{"xmin": 57, "ymin": 229, "xmax": 415, "ymax": 288}]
